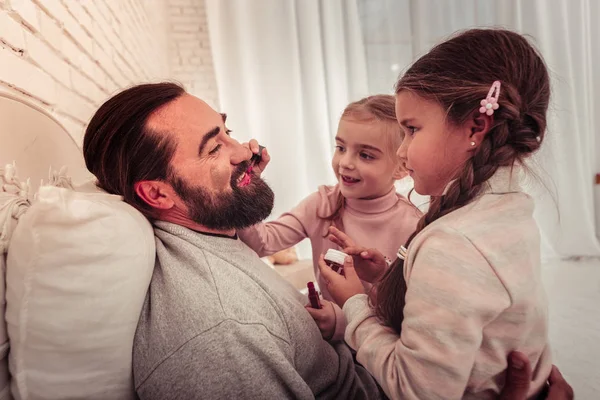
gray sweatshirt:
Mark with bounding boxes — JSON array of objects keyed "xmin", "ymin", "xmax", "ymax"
[{"xmin": 133, "ymin": 221, "xmax": 382, "ymax": 400}]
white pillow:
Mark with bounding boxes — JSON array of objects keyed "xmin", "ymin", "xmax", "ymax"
[
  {"xmin": 5, "ymin": 183, "xmax": 155, "ymax": 400},
  {"xmin": 1, "ymin": 163, "xmax": 32, "ymax": 400}
]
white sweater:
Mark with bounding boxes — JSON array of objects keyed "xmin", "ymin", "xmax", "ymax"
[{"xmin": 343, "ymin": 167, "xmax": 552, "ymax": 399}]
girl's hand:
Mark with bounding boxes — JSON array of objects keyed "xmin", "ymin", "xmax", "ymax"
[
  {"xmin": 327, "ymin": 226, "xmax": 388, "ymax": 283},
  {"xmin": 243, "ymin": 139, "xmax": 270, "ymax": 176},
  {"xmin": 318, "ymin": 254, "xmax": 366, "ymax": 307},
  {"xmin": 327, "ymin": 225, "xmax": 357, "ymax": 248},
  {"xmin": 305, "ymin": 299, "xmax": 336, "ymax": 340}
]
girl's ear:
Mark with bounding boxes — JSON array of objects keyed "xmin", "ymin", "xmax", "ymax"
[{"xmin": 467, "ymin": 111, "xmax": 493, "ymax": 149}]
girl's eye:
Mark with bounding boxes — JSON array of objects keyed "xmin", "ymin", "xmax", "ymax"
[
  {"xmin": 335, "ymin": 145, "xmax": 345, "ymax": 152},
  {"xmin": 209, "ymin": 144, "xmax": 222, "ymax": 155},
  {"xmin": 406, "ymin": 126, "xmax": 418, "ymax": 136},
  {"xmin": 360, "ymin": 152, "xmax": 375, "ymax": 160},
  {"xmin": 225, "ymin": 129, "xmax": 232, "ymax": 136}
]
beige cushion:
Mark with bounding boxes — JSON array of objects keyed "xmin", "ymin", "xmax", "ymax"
[
  {"xmin": 6, "ymin": 183, "xmax": 155, "ymax": 399},
  {"xmin": 0, "ymin": 163, "xmax": 32, "ymax": 400}
]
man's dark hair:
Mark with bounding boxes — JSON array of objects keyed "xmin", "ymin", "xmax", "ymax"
[{"xmin": 83, "ymin": 82, "xmax": 185, "ymax": 217}]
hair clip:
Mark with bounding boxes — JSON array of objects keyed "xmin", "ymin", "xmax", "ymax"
[
  {"xmin": 479, "ymin": 81, "xmax": 501, "ymax": 116},
  {"xmin": 397, "ymin": 246, "xmax": 407, "ymax": 261}
]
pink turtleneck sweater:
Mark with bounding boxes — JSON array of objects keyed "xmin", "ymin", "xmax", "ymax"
[{"xmin": 239, "ymin": 184, "xmax": 421, "ymax": 340}]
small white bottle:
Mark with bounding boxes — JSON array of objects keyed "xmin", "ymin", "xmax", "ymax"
[{"xmin": 324, "ymin": 249, "xmax": 348, "ymax": 275}]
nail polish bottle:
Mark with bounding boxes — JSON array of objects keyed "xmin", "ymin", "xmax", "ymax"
[{"xmin": 324, "ymin": 249, "xmax": 348, "ymax": 275}]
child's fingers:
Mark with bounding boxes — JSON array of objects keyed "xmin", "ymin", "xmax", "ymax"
[
  {"xmin": 343, "ymin": 246, "xmax": 367, "ymax": 256},
  {"xmin": 326, "ymin": 229, "xmax": 345, "ymax": 246},
  {"xmin": 327, "ymin": 234, "xmax": 343, "ymax": 247},
  {"xmin": 359, "ymin": 250, "xmax": 387, "ymax": 271},
  {"xmin": 327, "ymin": 226, "xmax": 354, "ymax": 247},
  {"xmin": 241, "ymin": 141, "xmax": 258, "ymax": 154},
  {"xmin": 360, "ymin": 250, "xmax": 374, "ymax": 259},
  {"xmin": 342, "ymin": 256, "xmax": 359, "ymax": 281},
  {"xmin": 260, "ymin": 147, "xmax": 270, "ymax": 164},
  {"xmin": 366, "ymin": 249, "xmax": 386, "ymax": 262},
  {"xmin": 256, "ymin": 147, "xmax": 270, "ymax": 172},
  {"xmin": 247, "ymin": 139, "xmax": 260, "ymax": 154},
  {"xmin": 328, "ymin": 226, "xmax": 341, "ymax": 235},
  {"xmin": 317, "ymin": 254, "xmax": 340, "ymax": 286},
  {"xmin": 305, "ymin": 300, "xmax": 333, "ymax": 320},
  {"xmin": 305, "ymin": 305, "xmax": 323, "ymax": 321}
]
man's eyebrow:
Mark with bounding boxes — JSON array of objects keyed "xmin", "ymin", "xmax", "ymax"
[{"xmin": 198, "ymin": 126, "xmax": 220, "ymax": 155}]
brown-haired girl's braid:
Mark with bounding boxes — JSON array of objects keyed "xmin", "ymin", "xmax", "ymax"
[{"xmin": 373, "ymin": 28, "xmax": 550, "ymax": 333}]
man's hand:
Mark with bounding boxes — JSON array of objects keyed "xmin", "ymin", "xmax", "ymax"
[
  {"xmin": 500, "ymin": 352, "xmax": 574, "ymax": 399},
  {"xmin": 547, "ymin": 365, "xmax": 574, "ymax": 400},
  {"xmin": 500, "ymin": 352, "xmax": 533, "ymax": 399}
]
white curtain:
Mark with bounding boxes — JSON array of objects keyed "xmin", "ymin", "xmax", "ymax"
[
  {"xmin": 357, "ymin": 0, "xmax": 600, "ymax": 259},
  {"xmin": 205, "ymin": 0, "xmax": 369, "ymax": 258},
  {"xmin": 206, "ymin": 0, "xmax": 599, "ymax": 259}
]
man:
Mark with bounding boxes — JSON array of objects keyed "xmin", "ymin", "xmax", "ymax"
[{"xmin": 83, "ymin": 83, "xmax": 573, "ymax": 399}]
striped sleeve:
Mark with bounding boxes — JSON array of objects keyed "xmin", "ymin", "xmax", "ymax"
[{"xmin": 343, "ymin": 227, "xmax": 511, "ymax": 400}]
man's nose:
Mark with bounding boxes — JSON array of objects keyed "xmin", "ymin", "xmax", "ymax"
[{"xmin": 230, "ymin": 140, "xmax": 252, "ymax": 165}]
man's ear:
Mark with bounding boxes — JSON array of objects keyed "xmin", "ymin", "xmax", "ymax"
[
  {"xmin": 467, "ymin": 112, "xmax": 493, "ymax": 149},
  {"xmin": 134, "ymin": 180, "xmax": 176, "ymax": 211}
]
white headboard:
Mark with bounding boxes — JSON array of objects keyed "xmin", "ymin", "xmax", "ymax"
[
  {"xmin": 0, "ymin": 91, "xmax": 94, "ymax": 400},
  {"xmin": 0, "ymin": 92, "xmax": 93, "ymax": 190}
]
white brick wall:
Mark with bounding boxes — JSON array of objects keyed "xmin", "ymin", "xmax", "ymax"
[
  {"xmin": 0, "ymin": 0, "xmax": 171, "ymax": 144},
  {"xmin": 167, "ymin": 0, "xmax": 219, "ymax": 109},
  {"xmin": 0, "ymin": 0, "xmax": 219, "ymax": 143}
]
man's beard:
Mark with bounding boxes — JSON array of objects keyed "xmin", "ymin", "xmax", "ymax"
[{"xmin": 168, "ymin": 161, "xmax": 275, "ymax": 231}]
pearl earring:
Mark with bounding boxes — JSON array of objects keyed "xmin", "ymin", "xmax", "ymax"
[{"xmin": 470, "ymin": 141, "xmax": 476, "ymax": 146}]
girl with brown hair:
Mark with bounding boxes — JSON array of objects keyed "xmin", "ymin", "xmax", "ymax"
[{"xmin": 320, "ymin": 28, "xmax": 553, "ymax": 398}]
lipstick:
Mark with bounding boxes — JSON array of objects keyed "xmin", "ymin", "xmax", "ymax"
[
  {"xmin": 307, "ymin": 282, "xmax": 322, "ymax": 309},
  {"xmin": 251, "ymin": 145, "xmax": 266, "ymax": 166}
]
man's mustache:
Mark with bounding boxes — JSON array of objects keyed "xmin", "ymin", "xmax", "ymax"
[{"xmin": 230, "ymin": 160, "xmax": 252, "ymax": 184}]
